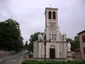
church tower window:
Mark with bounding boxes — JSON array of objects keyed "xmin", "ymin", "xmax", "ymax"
[
  {"xmin": 49, "ymin": 34, "xmax": 51, "ymax": 42},
  {"xmin": 48, "ymin": 11, "xmax": 51, "ymax": 19},
  {"xmin": 52, "ymin": 34, "xmax": 56, "ymax": 40},
  {"xmin": 53, "ymin": 12, "xmax": 56, "ymax": 19}
]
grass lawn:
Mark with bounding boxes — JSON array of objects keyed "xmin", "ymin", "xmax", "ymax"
[{"xmin": 22, "ymin": 60, "xmax": 85, "ymax": 64}]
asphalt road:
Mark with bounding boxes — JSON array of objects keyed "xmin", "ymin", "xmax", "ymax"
[{"xmin": 0, "ymin": 51, "xmax": 27, "ymax": 64}]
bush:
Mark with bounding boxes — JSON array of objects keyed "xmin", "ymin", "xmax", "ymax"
[{"xmin": 22, "ymin": 60, "xmax": 85, "ymax": 64}]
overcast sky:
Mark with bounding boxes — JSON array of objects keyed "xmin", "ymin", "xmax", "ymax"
[{"xmin": 0, "ymin": 0, "xmax": 85, "ymax": 43}]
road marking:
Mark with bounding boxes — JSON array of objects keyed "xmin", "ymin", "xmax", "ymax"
[{"xmin": 10, "ymin": 59, "xmax": 17, "ymax": 63}]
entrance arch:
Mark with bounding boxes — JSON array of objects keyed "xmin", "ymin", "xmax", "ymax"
[{"xmin": 49, "ymin": 45, "xmax": 55, "ymax": 59}]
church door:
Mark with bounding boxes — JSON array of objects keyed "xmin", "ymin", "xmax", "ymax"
[{"xmin": 50, "ymin": 48, "xmax": 55, "ymax": 59}]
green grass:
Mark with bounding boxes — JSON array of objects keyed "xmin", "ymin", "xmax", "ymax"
[{"xmin": 22, "ymin": 60, "xmax": 85, "ymax": 64}]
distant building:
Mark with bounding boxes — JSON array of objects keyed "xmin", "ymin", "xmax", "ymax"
[
  {"xmin": 33, "ymin": 7, "xmax": 71, "ymax": 60},
  {"xmin": 78, "ymin": 30, "xmax": 85, "ymax": 60}
]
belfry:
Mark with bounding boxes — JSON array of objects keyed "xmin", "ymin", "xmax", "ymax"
[{"xmin": 33, "ymin": 7, "xmax": 71, "ymax": 59}]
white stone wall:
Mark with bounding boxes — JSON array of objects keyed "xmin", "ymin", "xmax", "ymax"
[
  {"xmin": 46, "ymin": 42, "xmax": 59, "ymax": 58},
  {"xmin": 45, "ymin": 8, "xmax": 58, "ymax": 42},
  {"xmin": 37, "ymin": 42, "xmax": 67, "ymax": 59},
  {"xmin": 33, "ymin": 41, "xmax": 38, "ymax": 58},
  {"xmin": 59, "ymin": 42, "xmax": 67, "ymax": 58},
  {"xmin": 38, "ymin": 42, "xmax": 44, "ymax": 58},
  {"xmin": 64, "ymin": 42, "xmax": 68, "ymax": 58},
  {"xmin": 38, "ymin": 42, "xmax": 59, "ymax": 58}
]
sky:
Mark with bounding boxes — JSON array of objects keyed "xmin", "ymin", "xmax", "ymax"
[{"xmin": 0, "ymin": 0, "xmax": 85, "ymax": 43}]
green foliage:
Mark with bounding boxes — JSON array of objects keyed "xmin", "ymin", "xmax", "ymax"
[
  {"xmin": 29, "ymin": 32, "xmax": 41, "ymax": 43},
  {"xmin": 22, "ymin": 60, "xmax": 85, "ymax": 64},
  {"xmin": 0, "ymin": 19, "xmax": 23, "ymax": 52},
  {"xmin": 24, "ymin": 41, "xmax": 29, "ymax": 49},
  {"xmin": 67, "ymin": 35, "xmax": 80, "ymax": 51},
  {"xmin": 28, "ymin": 32, "xmax": 43, "ymax": 52}
]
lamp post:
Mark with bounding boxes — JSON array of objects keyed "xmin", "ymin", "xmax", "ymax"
[{"xmin": 44, "ymin": 32, "xmax": 46, "ymax": 61}]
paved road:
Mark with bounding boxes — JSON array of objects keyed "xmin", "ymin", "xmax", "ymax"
[{"xmin": 0, "ymin": 51, "xmax": 27, "ymax": 64}]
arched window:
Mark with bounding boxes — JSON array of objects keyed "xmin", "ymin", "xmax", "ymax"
[
  {"xmin": 53, "ymin": 12, "xmax": 56, "ymax": 19},
  {"xmin": 48, "ymin": 11, "xmax": 51, "ymax": 19}
]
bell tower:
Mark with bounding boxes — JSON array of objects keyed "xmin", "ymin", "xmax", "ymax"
[
  {"xmin": 45, "ymin": 7, "xmax": 58, "ymax": 42},
  {"xmin": 33, "ymin": 7, "xmax": 69, "ymax": 59}
]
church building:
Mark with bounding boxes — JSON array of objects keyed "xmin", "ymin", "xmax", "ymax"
[{"xmin": 33, "ymin": 7, "xmax": 70, "ymax": 59}]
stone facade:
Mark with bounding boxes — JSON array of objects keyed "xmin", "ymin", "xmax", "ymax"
[{"xmin": 33, "ymin": 7, "xmax": 70, "ymax": 59}]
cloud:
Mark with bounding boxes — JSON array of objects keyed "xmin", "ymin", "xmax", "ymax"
[{"xmin": 0, "ymin": 0, "xmax": 85, "ymax": 42}]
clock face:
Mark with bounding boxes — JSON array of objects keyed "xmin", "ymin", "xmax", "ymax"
[{"xmin": 49, "ymin": 22, "xmax": 56, "ymax": 30}]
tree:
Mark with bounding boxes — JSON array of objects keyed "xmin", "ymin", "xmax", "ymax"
[
  {"xmin": 28, "ymin": 32, "xmax": 43, "ymax": 52},
  {"xmin": 0, "ymin": 19, "xmax": 23, "ymax": 52},
  {"xmin": 24, "ymin": 41, "xmax": 29, "ymax": 49},
  {"xmin": 67, "ymin": 35, "xmax": 80, "ymax": 51},
  {"xmin": 71, "ymin": 35, "xmax": 80, "ymax": 51}
]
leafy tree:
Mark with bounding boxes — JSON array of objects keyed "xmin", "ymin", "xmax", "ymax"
[
  {"xmin": 0, "ymin": 19, "xmax": 23, "ymax": 52},
  {"xmin": 28, "ymin": 32, "xmax": 43, "ymax": 52},
  {"xmin": 67, "ymin": 35, "xmax": 80, "ymax": 51},
  {"xmin": 24, "ymin": 41, "xmax": 29, "ymax": 49},
  {"xmin": 71, "ymin": 35, "xmax": 80, "ymax": 51}
]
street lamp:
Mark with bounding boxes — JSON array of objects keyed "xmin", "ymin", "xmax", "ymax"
[{"xmin": 44, "ymin": 32, "xmax": 46, "ymax": 61}]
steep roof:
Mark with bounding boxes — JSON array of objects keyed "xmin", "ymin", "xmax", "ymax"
[{"xmin": 78, "ymin": 30, "xmax": 85, "ymax": 35}]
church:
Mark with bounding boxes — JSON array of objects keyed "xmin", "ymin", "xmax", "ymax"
[{"xmin": 33, "ymin": 7, "xmax": 71, "ymax": 59}]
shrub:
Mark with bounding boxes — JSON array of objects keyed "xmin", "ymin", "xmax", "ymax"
[{"xmin": 22, "ymin": 60, "xmax": 85, "ymax": 64}]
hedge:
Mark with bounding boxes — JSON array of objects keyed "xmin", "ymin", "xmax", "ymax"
[{"xmin": 22, "ymin": 60, "xmax": 85, "ymax": 64}]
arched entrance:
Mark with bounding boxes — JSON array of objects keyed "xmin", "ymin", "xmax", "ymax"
[{"xmin": 50, "ymin": 48, "xmax": 55, "ymax": 59}]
